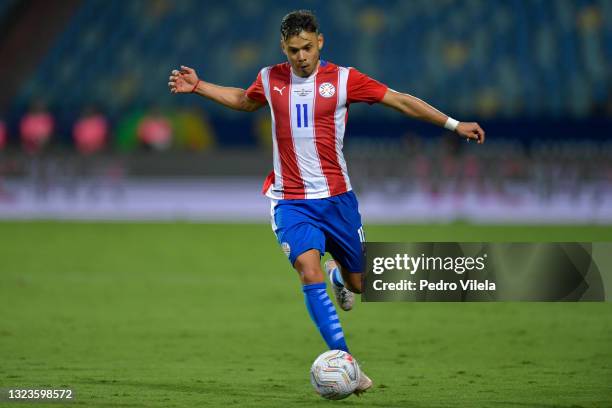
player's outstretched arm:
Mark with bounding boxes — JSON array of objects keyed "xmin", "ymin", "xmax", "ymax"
[
  {"xmin": 381, "ymin": 89, "xmax": 485, "ymax": 144},
  {"xmin": 168, "ymin": 66, "xmax": 264, "ymax": 112}
]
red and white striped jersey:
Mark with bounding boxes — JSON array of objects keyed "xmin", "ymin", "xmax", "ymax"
[{"xmin": 246, "ymin": 60, "xmax": 387, "ymax": 200}]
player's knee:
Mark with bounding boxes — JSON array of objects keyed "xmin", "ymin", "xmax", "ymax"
[
  {"xmin": 294, "ymin": 249, "xmax": 325, "ymax": 284},
  {"xmin": 297, "ymin": 266, "xmax": 325, "ymax": 284}
]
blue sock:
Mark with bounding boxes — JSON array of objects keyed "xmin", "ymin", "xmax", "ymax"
[
  {"xmin": 302, "ymin": 282, "xmax": 349, "ymax": 352},
  {"xmin": 328, "ymin": 265, "xmax": 344, "ymax": 288}
]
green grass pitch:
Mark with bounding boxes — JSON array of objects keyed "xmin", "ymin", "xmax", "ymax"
[{"xmin": 1, "ymin": 222, "xmax": 611, "ymax": 407}]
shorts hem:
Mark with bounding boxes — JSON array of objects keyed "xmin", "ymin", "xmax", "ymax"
[{"xmin": 289, "ymin": 246, "xmax": 325, "ymax": 266}]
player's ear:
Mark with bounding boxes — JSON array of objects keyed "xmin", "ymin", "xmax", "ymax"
[
  {"xmin": 317, "ymin": 33, "xmax": 324, "ymax": 51},
  {"xmin": 280, "ymin": 38, "xmax": 287, "ymax": 56}
]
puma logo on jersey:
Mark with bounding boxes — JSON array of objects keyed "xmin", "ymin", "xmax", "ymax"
[{"xmin": 273, "ymin": 86, "xmax": 286, "ymax": 95}]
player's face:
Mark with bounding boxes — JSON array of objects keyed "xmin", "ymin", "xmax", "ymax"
[{"xmin": 282, "ymin": 31, "xmax": 323, "ymax": 77}]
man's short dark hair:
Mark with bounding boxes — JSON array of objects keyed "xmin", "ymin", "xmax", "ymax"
[{"xmin": 280, "ymin": 10, "xmax": 319, "ymax": 41}]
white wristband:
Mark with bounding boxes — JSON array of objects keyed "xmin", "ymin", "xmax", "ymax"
[{"xmin": 444, "ymin": 117, "xmax": 459, "ymax": 132}]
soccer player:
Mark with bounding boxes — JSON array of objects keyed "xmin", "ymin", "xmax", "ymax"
[{"xmin": 168, "ymin": 10, "xmax": 485, "ymax": 395}]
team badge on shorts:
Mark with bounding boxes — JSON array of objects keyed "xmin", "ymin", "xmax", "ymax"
[
  {"xmin": 318, "ymin": 82, "xmax": 336, "ymax": 98},
  {"xmin": 281, "ymin": 242, "xmax": 291, "ymax": 257}
]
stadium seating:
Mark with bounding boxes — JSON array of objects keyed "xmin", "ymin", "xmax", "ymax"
[{"xmin": 11, "ymin": 0, "xmax": 611, "ymax": 123}]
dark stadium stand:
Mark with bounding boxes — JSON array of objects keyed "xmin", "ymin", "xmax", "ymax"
[{"xmin": 6, "ymin": 0, "xmax": 611, "ymax": 124}]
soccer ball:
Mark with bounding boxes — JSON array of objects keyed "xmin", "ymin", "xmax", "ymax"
[{"xmin": 310, "ymin": 350, "xmax": 361, "ymax": 400}]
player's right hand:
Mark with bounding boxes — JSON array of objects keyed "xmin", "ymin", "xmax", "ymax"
[{"xmin": 168, "ymin": 65, "xmax": 199, "ymax": 94}]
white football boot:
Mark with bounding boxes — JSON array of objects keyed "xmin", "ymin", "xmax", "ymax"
[
  {"xmin": 354, "ymin": 369, "xmax": 373, "ymax": 396},
  {"xmin": 324, "ymin": 259, "xmax": 354, "ymax": 311}
]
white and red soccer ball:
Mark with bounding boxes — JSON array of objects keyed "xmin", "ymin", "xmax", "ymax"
[{"xmin": 310, "ymin": 350, "xmax": 361, "ymax": 400}]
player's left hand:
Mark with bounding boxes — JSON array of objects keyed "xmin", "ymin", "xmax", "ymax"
[{"xmin": 456, "ymin": 122, "xmax": 485, "ymax": 144}]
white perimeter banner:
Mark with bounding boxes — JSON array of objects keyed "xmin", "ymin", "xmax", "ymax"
[{"xmin": 0, "ymin": 178, "xmax": 611, "ymax": 223}]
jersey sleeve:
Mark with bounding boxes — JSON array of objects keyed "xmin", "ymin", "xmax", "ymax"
[
  {"xmin": 346, "ymin": 68, "xmax": 388, "ymax": 105},
  {"xmin": 245, "ymin": 71, "xmax": 267, "ymax": 104}
]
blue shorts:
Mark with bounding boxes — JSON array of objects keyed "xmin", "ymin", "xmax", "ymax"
[{"xmin": 270, "ymin": 191, "xmax": 365, "ymax": 273}]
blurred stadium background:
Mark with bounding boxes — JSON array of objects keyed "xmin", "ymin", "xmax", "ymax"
[
  {"xmin": 0, "ymin": 0, "xmax": 610, "ymax": 222},
  {"xmin": 2, "ymin": 2, "xmax": 612, "ymax": 407}
]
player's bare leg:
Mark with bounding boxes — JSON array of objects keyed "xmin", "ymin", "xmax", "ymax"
[
  {"xmin": 296, "ymin": 251, "xmax": 372, "ymax": 395},
  {"xmin": 338, "ymin": 264, "xmax": 362, "ymax": 294},
  {"xmin": 325, "ymin": 259, "xmax": 355, "ymax": 311},
  {"xmin": 295, "ymin": 249, "xmax": 350, "ymax": 353},
  {"xmin": 294, "ymin": 249, "xmax": 326, "ymax": 284},
  {"xmin": 329, "ymin": 260, "xmax": 362, "ymax": 294},
  {"xmin": 326, "ymin": 260, "xmax": 372, "ymax": 395}
]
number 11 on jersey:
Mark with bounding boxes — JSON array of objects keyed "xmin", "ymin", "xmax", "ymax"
[{"xmin": 296, "ymin": 104, "xmax": 308, "ymax": 128}]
